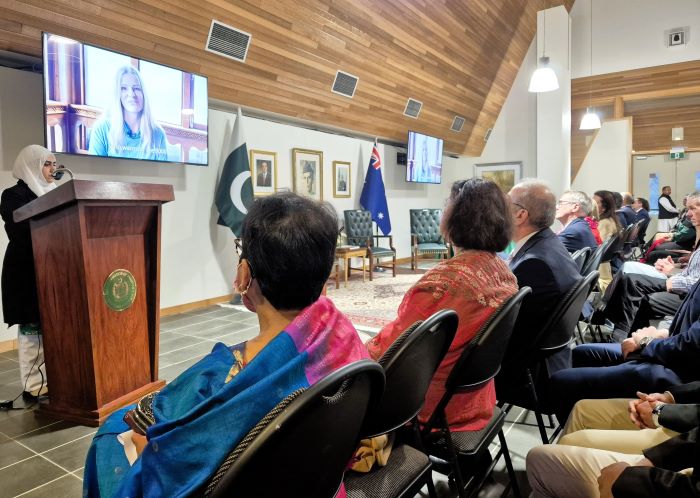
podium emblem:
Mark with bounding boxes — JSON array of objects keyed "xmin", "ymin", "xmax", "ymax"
[{"xmin": 103, "ymin": 269, "xmax": 137, "ymax": 311}]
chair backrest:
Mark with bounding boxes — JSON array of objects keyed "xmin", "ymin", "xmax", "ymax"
[
  {"xmin": 570, "ymin": 247, "xmax": 591, "ymax": 272},
  {"xmin": 205, "ymin": 360, "xmax": 385, "ymax": 498},
  {"xmin": 581, "ymin": 239, "xmax": 609, "ymax": 276},
  {"xmin": 409, "ymin": 208, "xmax": 444, "ymax": 244},
  {"xmin": 445, "ymin": 287, "xmax": 532, "ymax": 392},
  {"xmin": 362, "ymin": 309, "xmax": 458, "ymax": 438},
  {"xmin": 601, "ymin": 232, "xmax": 622, "ymax": 263},
  {"xmin": 536, "ymin": 271, "xmax": 599, "ymax": 352},
  {"xmin": 344, "ymin": 209, "xmax": 373, "ymax": 246},
  {"xmin": 636, "ymin": 218, "xmax": 650, "ymax": 244}
]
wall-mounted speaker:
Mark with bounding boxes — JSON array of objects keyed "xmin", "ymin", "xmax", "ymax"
[{"xmin": 397, "ymin": 152, "xmax": 407, "ymax": 165}]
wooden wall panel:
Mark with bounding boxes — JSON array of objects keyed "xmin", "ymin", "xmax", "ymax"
[{"xmin": 0, "ymin": 0, "xmax": 573, "ymax": 155}]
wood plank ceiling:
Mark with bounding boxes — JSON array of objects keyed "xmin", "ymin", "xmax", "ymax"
[{"xmin": 0, "ymin": 0, "xmax": 573, "ymax": 155}]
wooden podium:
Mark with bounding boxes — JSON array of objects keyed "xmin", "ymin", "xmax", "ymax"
[{"xmin": 14, "ymin": 180, "xmax": 174, "ymax": 426}]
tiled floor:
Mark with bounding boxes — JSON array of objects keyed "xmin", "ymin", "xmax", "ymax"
[{"xmin": 0, "ymin": 304, "xmax": 544, "ymax": 498}]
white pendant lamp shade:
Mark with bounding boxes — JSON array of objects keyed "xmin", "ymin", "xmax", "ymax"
[
  {"xmin": 529, "ymin": 56, "xmax": 559, "ymax": 93},
  {"xmin": 580, "ymin": 107, "xmax": 601, "ymax": 130}
]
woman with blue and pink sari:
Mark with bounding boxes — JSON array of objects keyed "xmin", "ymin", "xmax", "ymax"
[{"xmin": 84, "ymin": 192, "xmax": 368, "ymax": 497}]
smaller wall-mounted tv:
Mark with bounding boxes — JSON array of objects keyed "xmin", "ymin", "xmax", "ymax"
[
  {"xmin": 406, "ymin": 131, "xmax": 443, "ymax": 184},
  {"xmin": 42, "ymin": 32, "xmax": 209, "ymax": 165}
]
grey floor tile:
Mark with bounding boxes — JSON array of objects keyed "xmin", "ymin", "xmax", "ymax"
[
  {"xmin": 158, "ymin": 341, "xmax": 216, "ymax": 366},
  {"xmin": 15, "ymin": 421, "xmax": 96, "ymax": 454},
  {"xmin": 0, "ymin": 455, "xmax": 65, "ymax": 496},
  {"xmin": 0, "ymin": 367, "xmax": 21, "ymax": 386},
  {"xmin": 158, "ymin": 357, "xmax": 202, "ymax": 382},
  {"xmin": 179, "ymin": 321, "xmax": 241, "ymax": 338},
  {"xmin": 0, "ymin": 433, "xmax": 35, "ymax": 469},
  {"xmin": 158, "ymin": 333, "xmax": 209, "ymax": 354},
  {"xmin": 0, "ymin": 356, "xmax": 19, "ymax": 371},
  {"xmin": 0, "ymin": 411, "xmax": 59, "ymax": 438},
  {"xmin": 73, "ymin": 467, "xmax": 84, "ymax": 479},
  {"xmin": 18, "ymin": 473, "xmax": 84, "ymax": 497},
  {"xmin": 42, "ymin": 433, "xmax": 94, "ymax": 472},
  {"xmin": 160, "ymin": 315, "xmax": 229, "ymax": 333}
]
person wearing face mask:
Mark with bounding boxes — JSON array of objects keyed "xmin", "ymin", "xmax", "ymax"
[
  {"xmin": 83, "ymin": 192, "xmax": 369, "ymax": 498},
  {"xmin": 1, "ymin": 145, "xmax": 58, "ymax": 400},
  {"xmin": 88, "ymin": 66, "xmax": 167, "ymax": 161}
]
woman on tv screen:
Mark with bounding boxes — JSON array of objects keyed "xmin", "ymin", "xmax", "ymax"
[{"xmin": 88, "ymin": 66, "xmax": 167, "ymax": 161}]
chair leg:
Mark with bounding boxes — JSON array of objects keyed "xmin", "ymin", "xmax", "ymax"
[
  {"xmin": 525, "ymin": 369, "xmax": 550, "ymax": 445},
  {"xmin": 497, "ymin": 429, "xmax": 521, "ymax": 498},
  {"xmin": 368, "ymin": 256, "xmax": 373, "ymax": 281},
  {"xmin": 441, "ymin": 424, "xmax": 468, "ymax": 498},
  {"xmin": 392, "ymin": 254, "xmax": 396, "ymax": 277},
  {"xmin": 425, "ymin": 471, "xmax": 438, "ymax": 498}
]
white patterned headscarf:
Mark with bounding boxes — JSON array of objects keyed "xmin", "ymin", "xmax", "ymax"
[{"xmin": 12, "ymin": 145, "xmax": 57, "ymax": 197}]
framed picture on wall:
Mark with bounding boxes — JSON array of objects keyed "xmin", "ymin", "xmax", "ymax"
[
  {"xmin": 250, "ymin": 150, "xmax": 277, "ymax": 196},
  {"xmin": 292, "ymin": 148, "xmax": 323, "ymax": 200},
  {"xmin": 474, "ymin": 162, "xmax": 522, "ymax": 193},
  {"xmin": 332, "ymin": 161, "xmax": 351, "ymax": 198}
]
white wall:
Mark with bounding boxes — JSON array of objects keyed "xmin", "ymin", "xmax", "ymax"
[
  {"xmin": 572, "ymin": 118, "xmax": 632, "ymax": 194},
  {"xmin": 0, "ymin": 67, "xmax": 452, "ymax": 341},
  {"xmin": 571, "ymin": 0, "xmax": 700, "ymax": 78},
  {"xmin": 451, "ymin": 40, "xmax": 538, "ymax": 183}
]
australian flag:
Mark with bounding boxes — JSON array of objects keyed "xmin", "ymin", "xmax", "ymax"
[{"xmin": 360, "ymin": 143, "xmax": 391, "ymax": 234}]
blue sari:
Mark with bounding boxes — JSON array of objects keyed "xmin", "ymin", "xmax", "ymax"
[{"xmin": 84, "ymin": 297, "xmax": 368, "ymax": 497}]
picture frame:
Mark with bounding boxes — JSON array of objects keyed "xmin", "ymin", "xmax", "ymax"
[
  {"xmin": 474, "ymin": 162, "xmax": 522, "ymax": 193},
  {"xmin": 250, "ymin": 149, "xmax": 277, "ymax": 196},
  {"xmin": 332, "ymin": 161, "xmax": 351, "ymax": 198},
  {"xmin": 292, "ymin": 148, "xmax": 323, "ymax": 200}
]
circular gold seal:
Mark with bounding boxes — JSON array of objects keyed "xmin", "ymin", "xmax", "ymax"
[{"xmin": 103, "ymin": 269, "xmax": 137, "ymax": 312}]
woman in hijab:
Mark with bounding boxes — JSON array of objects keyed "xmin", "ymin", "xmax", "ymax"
[{"xmin": 1, "ymin": 144, "xmax": 57, "ymax": 400}]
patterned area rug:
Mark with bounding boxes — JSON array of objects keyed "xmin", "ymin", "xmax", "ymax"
[{"xmin": 326, "ymin": 266, "xmax": 429, "ymax": 332}]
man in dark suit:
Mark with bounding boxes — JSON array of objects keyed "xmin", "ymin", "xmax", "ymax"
[
  {"xmin": 256, "ymin": 161, "xmax": 271, "ymax": 187},
  {"xmin": 619, "ymin": 192, "xmax": 637, "ymax": 227},
  {"xmin": 550, "ymin": 278, "xmax": 700, "ymax": 424},
  {"xmin": 633, "ymin": 197, "xmax": 652, "ymax": 243},
  {"xmin": 495, "ymin": 180, "xmax": 582, "ymax": 403},
  {"xmin": 555, "ymin": 190, "xmax": 599, "ymax": 253}
]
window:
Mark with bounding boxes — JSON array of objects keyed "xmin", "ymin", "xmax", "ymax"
[{"xmin": 649, "ymin": 173, "xmax": 659, "ymax": 212}]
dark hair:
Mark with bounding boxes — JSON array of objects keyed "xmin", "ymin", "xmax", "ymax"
[
  {"xmin": 594, "ymin": 190, "xmax": 621, "ymax": 230},
  {"xmin": 612, "ymin": 191, "xmax": 622, "ymax": 209},
  {"xmin": 242, "ymin": 192, "xmax": 338, "ymax": 310},
  {"xmin": 636, "ymin": 197, "xmax": 650, "ymax": 211},
  {"xmin": 444, "ymin": 178, "xmax": 512, "ymax": 252}
]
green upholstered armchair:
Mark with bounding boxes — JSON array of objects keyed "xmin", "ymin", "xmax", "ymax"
[
  {"xmin": 343, "ymin": 209, "xmax": 396, "ymax": 280},
  {"xmin": 409, "ymin": 208, "xmax": 449, "ymax": 270}
]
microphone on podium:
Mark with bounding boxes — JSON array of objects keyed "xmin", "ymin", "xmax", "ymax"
[{"xmin": 51, "ymin": 165, "xmax": 74, "ymax": 181}]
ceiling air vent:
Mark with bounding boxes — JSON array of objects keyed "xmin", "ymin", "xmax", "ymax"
[
  {"xmin": 665, "ymin": 27, "xmax": 689, "ymax": 47},
  {"xmin": 484, "ymin": 128, "xmax": 493, "ymax": 142},
  {"xmin": 451, "ymin": 115, "xmax": 465, "ymax": 132},
  {"xmin": 331, "ymin": 70, "xmax": 358, "ymax": 98},
  {"xmin": 205, "ymin": 20, "xmax": 252, "ymax": 63},
  {"xmin": 403, "ymin": 98, "xmax": 422, "ymax": 119}
]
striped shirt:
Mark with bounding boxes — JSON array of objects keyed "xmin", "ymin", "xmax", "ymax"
[{"xmin": 670, "ymin": 247, "xmax": 700, "ymax": 294}]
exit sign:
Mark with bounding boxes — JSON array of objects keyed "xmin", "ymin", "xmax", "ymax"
[{"xmin": 671, "ymin": 151, "xmax": 685, "ymax": 159}]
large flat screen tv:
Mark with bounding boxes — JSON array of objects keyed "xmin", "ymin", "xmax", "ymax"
[
  {"xmin": 42, "ymin": 32, "xmax": 208, "ymax": 165},
  {"xmin": 406, "ymin": 131, "xmax": 443, "ymax": 184}
]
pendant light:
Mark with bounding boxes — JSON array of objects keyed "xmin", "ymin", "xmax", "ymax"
[
  {"xmin": 529, "ymin": 9, "xmax": 559, "ymax": 93},
  {"xmin": 580, "ymin": 0, "xmax": 601, "ymax": 130}
]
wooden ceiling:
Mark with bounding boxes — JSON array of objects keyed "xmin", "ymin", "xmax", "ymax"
[{"xmin": 0, "ymin": 0, "xmax": 573, "ymax": 155}]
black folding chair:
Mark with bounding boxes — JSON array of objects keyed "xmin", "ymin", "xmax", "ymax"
[
  {"xmin": 203, "ymin": 360, "xmax": 385, "ymax": 498},
  {"xmin": 497, "ymin": 272, "xmax": 598, "ymax": 444},
  {"xmin": 570, "ymin": 247, "xmax": 591, "ymax": 273},
  {"xmin": 345, "ymin": 309, "xmax": 458, "ymax": 498},
  {"xmin": 419, "ymin": 287, "xmax": 532, "ymax": 498}
]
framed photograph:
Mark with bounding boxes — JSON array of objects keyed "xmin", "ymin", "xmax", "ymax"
[
  {"xmin": 292, "ymin": 148, "xmax": 323, "ymax": 200},
  {"xmin": 474, "ymin": 162, "xmax": 522, "ymax": 193},
  {"xmin": 250, "ymin": 150, "xmax": 277, "ymax": 196},
  {"xmin": 332, "ymin": 161, "xmax": 351, "ymax": 198}
]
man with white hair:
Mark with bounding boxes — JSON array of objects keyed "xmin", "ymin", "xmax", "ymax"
[{"xmin": 555, "ymin": 190, "xmax": 598, "ymax": 253}]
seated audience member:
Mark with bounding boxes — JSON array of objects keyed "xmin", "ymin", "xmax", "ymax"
[
  {"xmin": 634, "ymin": 197, "xmax": 652, "ymax": 243},
  {"xmin": 584, "ymin": 199, "xmax": 603, "ymax": 246},
  {"xmin": 549, "ymin": 278, "xmax": 700, "ymax": 425},
  {"xmin": 83, "ymin": 192, "xmax": 369, "ymax": 498},
  {"xmin": 619, "ymin": 192, "xmax": 637, "ymax": 227},
  {"xmin": 527, "ymin": 381, "xmax": 700, "ymax": 497},
  {"xmin": 555, "ymin": 190, "xmax": 599, "ymax": 253},
  {"xmin": 645, "ymin": 195, "xmax": 696, "ymax": 264},
  {"xmin": 613, "ymin": 191, "xmax": 628, "ymax": 228},
  {"xmin": 366, "ymin": 178, "xmax": 518, "ymax": 431},
  {"xmin": 593, "ymin": 190, "xmax": 623, "ymax": 292},
  {"xmin": 600, "ymin": 192, "xmax": 700, "ymax": 341},
  {"xmin": 658, "ymin": 185, "xmax": 680, "ymax": 233},
  {"xmin": 495, "ymin": 180, "xmax": 581, "ymax": 402}
]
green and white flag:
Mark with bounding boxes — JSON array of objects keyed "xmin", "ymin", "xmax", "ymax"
[{"xmin": 215, "ymin": 107, "xmax": 254, "ymax": 235}]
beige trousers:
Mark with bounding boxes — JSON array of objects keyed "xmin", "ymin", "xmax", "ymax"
[{"xmin": 527, "ymin": 399, "xmax": 677, "ymax": 497}]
